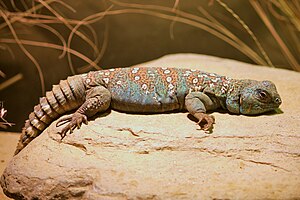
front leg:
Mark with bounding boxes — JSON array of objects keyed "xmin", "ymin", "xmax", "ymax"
[
  {"xmin": 56, "ymin": 85, "xmax": 111, "ymax": 138},
  {"xmin": 185, "ymin": 92, "xmax": 217, "ymax": 131}
]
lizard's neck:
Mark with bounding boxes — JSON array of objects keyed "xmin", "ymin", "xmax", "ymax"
[
  {"xmin": 225, "ymin": 79, "xmax": 256, "ymax": 114},
  {"xmin": 225, "ymin": 79, "xmax": 241, "ymax": 113}
]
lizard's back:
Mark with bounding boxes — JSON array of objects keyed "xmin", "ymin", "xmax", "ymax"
[{"xmin": 86, "ymin": 67, "xmax": 190, "ymax": 113}]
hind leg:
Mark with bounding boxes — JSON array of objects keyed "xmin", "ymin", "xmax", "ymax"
[{"xmin": 56, "ymin": 85, "xmax": 111, "ymax": 138}]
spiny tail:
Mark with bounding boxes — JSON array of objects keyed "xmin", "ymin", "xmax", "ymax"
[{"xmin": 14, "ymin": 75, "xmax": 86, "ymax": 155}]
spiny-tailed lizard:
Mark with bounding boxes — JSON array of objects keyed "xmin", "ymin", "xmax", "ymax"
[{"xmin": 14, "ymin": 67, "xmax": 282, "ymax": 155}]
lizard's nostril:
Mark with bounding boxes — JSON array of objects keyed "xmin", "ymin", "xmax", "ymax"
[{"xmin": 275, "ymin": 98, "xmax": 281, "ymax": 105}]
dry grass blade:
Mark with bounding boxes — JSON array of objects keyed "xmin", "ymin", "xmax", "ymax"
[
  {"xmin": 0, "ymin": 73, "xmax": 23, "ymax": 91},
  {"xmin": 10, "ymin": 0, "xmax": 22, "ymax": 12},
  {"xmin": 169, "ymin": 0, "xmax": 180, "ymax": 40},
  {"xmin": 274, "ymin": 0, "xmax": 300, "ymax": 66},
  {"xmin": 197, "ymin": 6, "xmax": 267, "ymax": 66},
  {"xmin": 36, "ymin": 23, "xmax": 67, "ymax": 58},
  {"xmin": 267, "ymin": 1, "xmax": 287, "ymax": 21},
  {"xmin": 1, "ymin": 0, "xmax": 102, "ymax": 86},
  {"xmin": 0, "ymin": 9, "xmax": 45, "ymax": 94},
  {"xmin": 0, "ymin": 70, "xmax": 6, "ymax": 78},
  {"xmin": 37, "ymin": 0, "xmax": 100, "ymax": 74},
  {"xmin": 78, "ymin": 20, "xmax": 109, "ymax": 73},
  {"xmin": 6, "ymin": 12, "xmax": 83, "ymax": 25},
  {"xmin": 109, "ymin": 0, "xmax": 267, "ymax": 65},
  {"xmin": 277, "ymin": 0, "xmax": 300, "ymax": 32},
  {"xmin": 173, "ymin": 0, "xmax": 179, "ymax": 10},
  {"xmin": 250, "ymin": 0, "xmax": 300, "ymax": 71},
  {"xmin": 0, "ymin": 38, "xmax": 101, "ymax": 69},
  {"xmin": 216, "ymin": 0, "xmax": 273, "ymax": 67},
  {"xmin": 0, "ymin": 44, "xmax": 15, "ymax": 59},
  {"xmin": 0, "ymin": 0, "xmax": 58, "ymax": 30},
  {"xmin": 20, "ymin": 0, "xmax": 30, "ymax": 11},
  {"xmin": 66, "ymin": 4, "xmax": 113, "ymax": 73},
  {"xmin": 45, "ymin": 0, "xmax": 77, "ymax": 13},
  {"xmin": 0, "ymin": 2, "xmax": 8, "ymax": 9}
]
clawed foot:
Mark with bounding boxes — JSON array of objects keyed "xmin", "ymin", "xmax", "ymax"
[
  {"xmin": 194, "ymin": 113, "xmax": 215, "ymax": 132},
  {"xmin": 56, "ymin": 112, "xmax": 88, "ymax": 139}
]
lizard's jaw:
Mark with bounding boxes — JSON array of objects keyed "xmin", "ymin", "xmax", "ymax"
[{"xmin": 239, "ymin": 95, "xmax": 281, "ymax": 115}]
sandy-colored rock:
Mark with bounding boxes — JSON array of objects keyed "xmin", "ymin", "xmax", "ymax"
[
  {"xmin": 1, "ymin": 54, "xmax": 300, "ymax": 199},
  {"xmin": 0, "ymin": 132, "xmax": 19, "ymax": 200}
]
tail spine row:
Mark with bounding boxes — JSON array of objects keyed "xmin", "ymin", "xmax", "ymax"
[{"xmin": 15, "ymin": 75, "xmax": 86, "ymax": 155}]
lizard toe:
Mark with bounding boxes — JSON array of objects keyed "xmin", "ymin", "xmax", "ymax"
[
  {"xmin": 57, "ymin": 112, "xmax": 88, "ymax": 139},
  {"xmin": 56, "ymin": 115, "xmax": 72, "ymax": 127},
  {"xmin": 194, "ymin": 113, "xmax": 214, "ymax": 131}
]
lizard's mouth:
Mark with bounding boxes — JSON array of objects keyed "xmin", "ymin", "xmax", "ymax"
[
  {"xmin": 238, "ymin": 94, "xmax": 242, "ymax": 114},
  {"xmin": 239, "ymin": 95, "xmax": 280, "ymax": 115}
]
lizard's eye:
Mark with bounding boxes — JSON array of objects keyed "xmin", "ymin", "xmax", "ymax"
[
  {"xmin": 255, "ymin": 89, "xmax": 270, "ymax": 102},
  {"xmin": 259, "ymin": 91, "xmax": 267, "ymax": 98}
]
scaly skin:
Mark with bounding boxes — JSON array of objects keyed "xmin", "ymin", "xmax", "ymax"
[{"xmin": 14, "ymin": 67, "xmax": 282, "ymax": 155}]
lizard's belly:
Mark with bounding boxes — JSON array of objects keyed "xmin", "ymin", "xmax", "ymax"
[{"xmin": 109, "ymin": 87, "xmax": 181, "ymax": 113}]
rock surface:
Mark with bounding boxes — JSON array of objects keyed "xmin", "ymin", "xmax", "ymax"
[
  {"xmin": 0, "ymin": 132, "xmax": 19, "ymax": 200},
  {"xmin": 1, "ymin": 54, "xmax": 300, "ymax": 199}
]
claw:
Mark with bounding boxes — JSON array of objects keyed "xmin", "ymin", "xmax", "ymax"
[
  {"xmin": 56, "ymin": 112, "xmax": 88, "ymax": 139},
  {"xmin": 194, "ymin": 113, "xmax": 215, "ymax": 131},
  {"xmin": 56, "ymin": 115, "xmax": 72, "ymax": 127}
]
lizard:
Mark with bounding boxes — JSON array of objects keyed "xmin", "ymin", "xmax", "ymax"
[{"xmin": 14, "ymin": 67, "xmax": 282, "ymax": 155}]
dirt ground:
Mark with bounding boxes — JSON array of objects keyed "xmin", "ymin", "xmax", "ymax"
[{"xmin": 0, "ymin": 132, "xmax": 19, "ymax": 200}]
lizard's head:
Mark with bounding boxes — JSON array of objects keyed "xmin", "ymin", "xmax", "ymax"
[{"xmin": 226, "ymin": 80, "xmax": 282, "ymax": 115}]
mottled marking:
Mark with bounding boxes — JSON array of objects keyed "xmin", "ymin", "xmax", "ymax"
[
  {"xmin": 157, "ymin": 68, "xmax": 178, "ymax": 92},
  {"xmin": 141, "ymin": 83, "xmax": 148, "ymax": 90},
  {"xmin": 127, "ymin": 67, "xmax": 156, "ymax": 93},
  {"xmin": 103, "ymin": 78, "xmax": 109, "ymax": 84},
  {"xmin": 164, "ymin": 69, "xmax": 171, "ymax": 74},
  {"xmin": 166, "ymin": 76, "xmax": 172, "ymax": 83},
  {"xmin": 131, "ymin": 67, "xmax": 139, "ymax": 74},
  {"xmin": 168, "ymin": 83, "xmax": 174, "ymax": 90}
]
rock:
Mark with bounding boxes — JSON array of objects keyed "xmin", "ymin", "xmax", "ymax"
[
  {"xmin": 1, "ymin": 54, "xmax": 300, "ymax": 199},
  {"xmin": 0, "ymin": 132, "xmax": 19, "ymax": 200}
]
